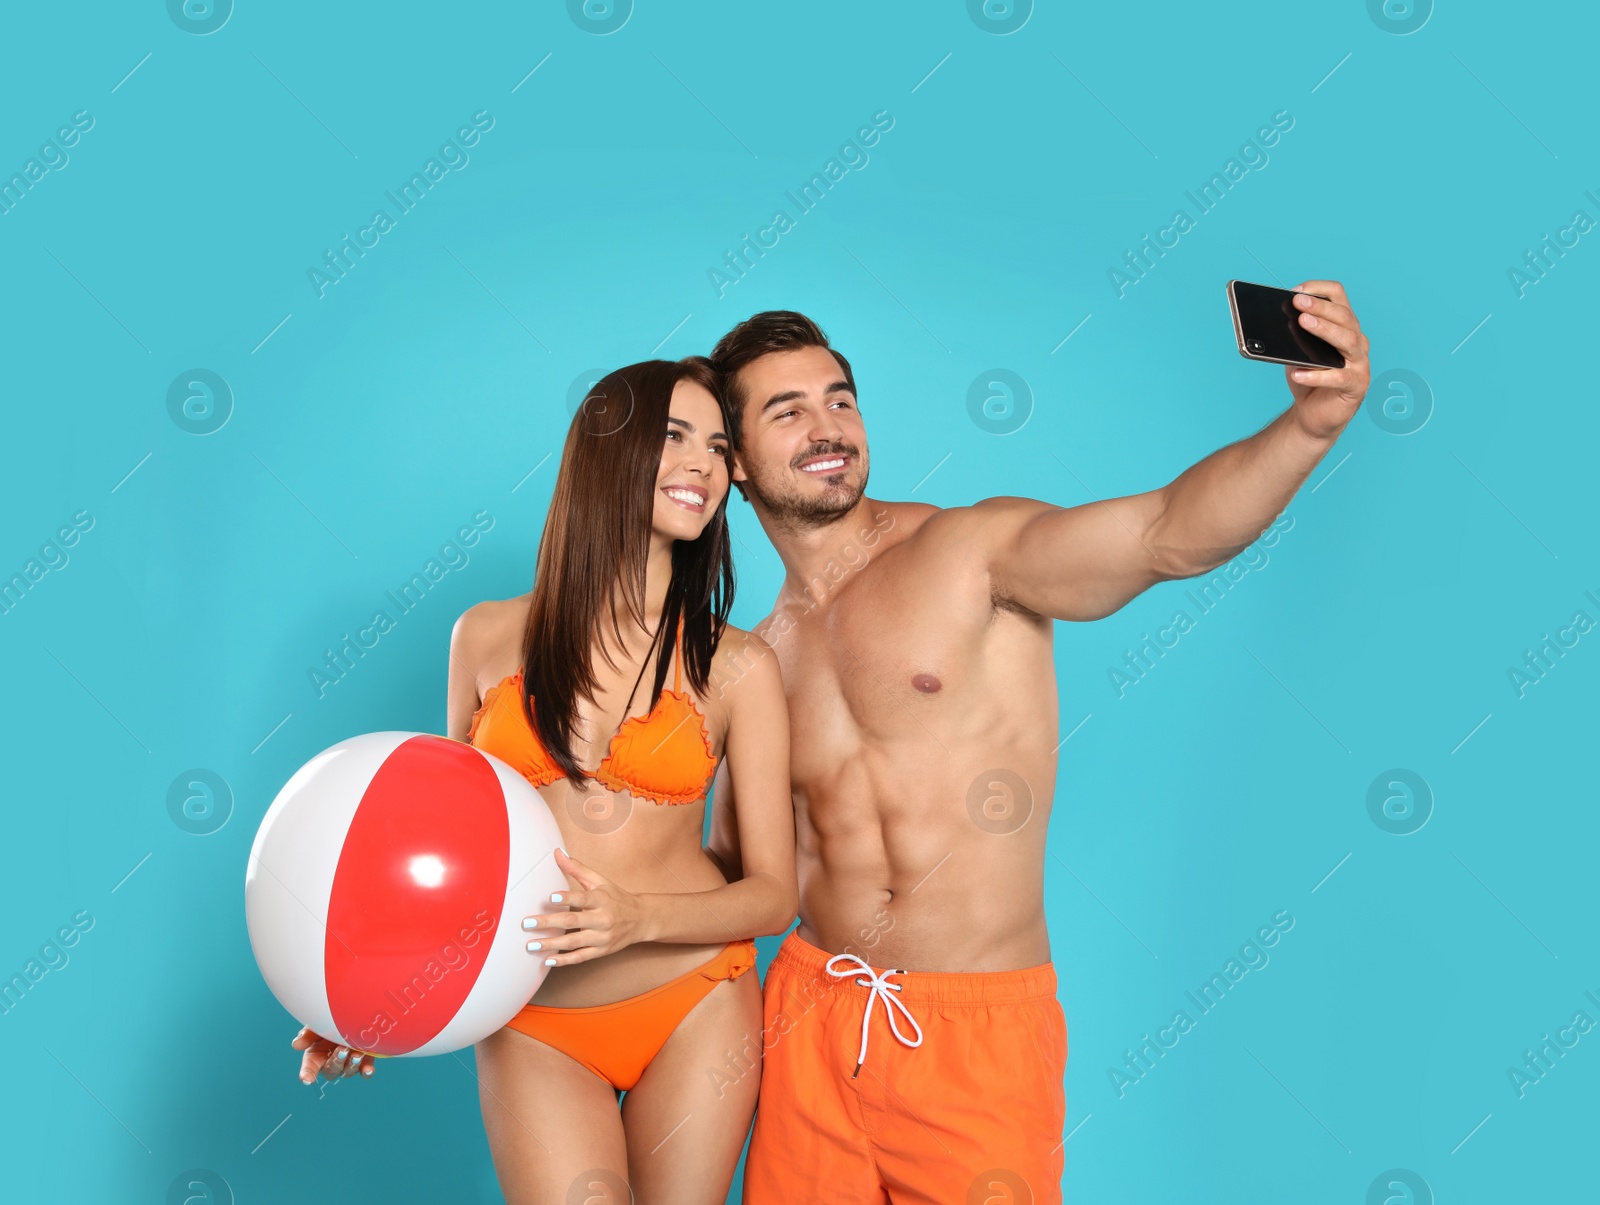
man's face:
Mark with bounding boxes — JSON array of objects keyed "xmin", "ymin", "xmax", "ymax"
[{"xmin": 731, "ymin": 345, "xmax": 870, "ymax": 526}]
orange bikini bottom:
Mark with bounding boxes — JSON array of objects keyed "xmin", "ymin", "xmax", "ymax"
[{"xmin": 503, "ymin": 939, "xmax": 757, "ymax": 1091}]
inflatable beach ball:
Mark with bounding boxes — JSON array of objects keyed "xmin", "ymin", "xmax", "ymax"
[{"xmin": 245, "ymin": 731, "xmax": 565, "ymax": 1056}]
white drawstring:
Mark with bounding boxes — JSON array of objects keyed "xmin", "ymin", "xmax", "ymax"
[{"xmin": 824, "ymin": 953, "xmax": 924, "ymax": 1078}]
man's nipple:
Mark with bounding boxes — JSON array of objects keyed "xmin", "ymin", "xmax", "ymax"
[{"xmin": 911, "ymin": 673, "xmax": 942, "ymax": 694}]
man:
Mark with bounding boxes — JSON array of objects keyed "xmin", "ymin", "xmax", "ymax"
[{"xmin": 706, "ymin": 292, "xmax": 1370, "ymax": 1204}]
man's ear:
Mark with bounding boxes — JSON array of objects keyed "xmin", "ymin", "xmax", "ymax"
[{"xmin": 730, "ymin": 451, "xmax": 749, "ymax": 484}]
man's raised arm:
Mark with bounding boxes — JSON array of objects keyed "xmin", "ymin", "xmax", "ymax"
[{"xmin": 987, "ymin": 279, "xmax": 1371, "ymax": 622}]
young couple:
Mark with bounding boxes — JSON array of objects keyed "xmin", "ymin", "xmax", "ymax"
[{"xmin": 293, "ymin": 290, "xmax": 1370, "ymax": 1204}]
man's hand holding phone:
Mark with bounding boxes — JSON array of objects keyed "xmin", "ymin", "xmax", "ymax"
[
  {"xmin": 1280, "ymin": 280, "xmax": 1371, "ymax": 441},
  {"xmin": 1228, "ymin": 277, "xmax": 1371, "ymax": 442}
]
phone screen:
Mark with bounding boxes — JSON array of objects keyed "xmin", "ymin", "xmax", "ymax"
[{"xmin": 1231, "ymin": 281, "xmax": 1344, "ymax": 369}]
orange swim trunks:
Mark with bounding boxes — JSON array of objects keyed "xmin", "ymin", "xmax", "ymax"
[
  {"xmin": 743, "ymin": 930, "xmax": 1067, "ymax": 1205},
  {"xmin": 503, "ymin": 938, "xmax": 756, "ymax": 1092}
]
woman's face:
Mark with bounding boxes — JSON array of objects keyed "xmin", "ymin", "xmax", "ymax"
[{"xmin": 651, "ymin": 378, "xmax": 731, "ymax": 544}]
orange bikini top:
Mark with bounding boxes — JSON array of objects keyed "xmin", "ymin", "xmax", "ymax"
[{"xmin": 467, "ymin": 624, "xmax": 717, "ymax": 806}]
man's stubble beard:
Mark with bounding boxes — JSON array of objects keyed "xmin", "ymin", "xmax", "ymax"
[{"xmin": 742, "ymin": 444, "xmax": 871, "ymax": 532}]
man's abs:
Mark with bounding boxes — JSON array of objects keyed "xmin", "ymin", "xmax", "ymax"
[
  {"xmin": 791, "ymin": 747, "xmax": 1054, "ymax": 973},
  {"xmin": 761, "ymin": 499, "xmax": 1064, "ymax": 973}
]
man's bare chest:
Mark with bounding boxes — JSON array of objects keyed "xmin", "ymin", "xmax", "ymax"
[{"xmin": 764, "ymin": 563, "xmax": 990, "ymax": 750}]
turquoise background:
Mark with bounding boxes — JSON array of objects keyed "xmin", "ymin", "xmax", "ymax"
[{"xmin": 1, "ymin": 1, "xmax": 1594, "ymax": 1201}]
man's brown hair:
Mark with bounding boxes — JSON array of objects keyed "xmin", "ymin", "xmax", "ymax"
[{"xmin": 708, "ymin": 310, "xmax": 856, "ymax": 454}]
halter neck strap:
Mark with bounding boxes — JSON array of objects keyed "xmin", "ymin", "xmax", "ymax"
[{"xmin": 673, "ymin": 617, "xmax": 683, "ymax": 693}]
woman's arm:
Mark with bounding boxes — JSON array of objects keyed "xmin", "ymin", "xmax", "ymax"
[
  {"xmin": 638, "ymin": 632, "xmax": 796, "ymax": 942},
  {"xmin": 705, "ymin": 759, "xmax": 743, "ymax": 882},
  {"xmin": 445, "ymin": 601, "xmax": 492, "ymax": 741},
  {"xmin": 525, "ymin": 631, "xmax": 798, "ymax": 962}
]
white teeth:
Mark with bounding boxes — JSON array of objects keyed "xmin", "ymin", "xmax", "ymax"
[
  {"xmin": 665, "ymin": 487, "xmax": 704, "ymax": 505},
  {"xmin": 802, "ymin": 458, "xmax": 846, "ymax": 473}
]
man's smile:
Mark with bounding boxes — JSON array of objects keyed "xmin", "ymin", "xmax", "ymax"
[{"xmin": 798, "ymin": 452, "xmax": 851, "ymax": 474}]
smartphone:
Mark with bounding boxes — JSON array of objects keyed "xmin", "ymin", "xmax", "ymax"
[{"xmin": 1226, "ymin": 279, "xmax": 1345, "ymax": 370}]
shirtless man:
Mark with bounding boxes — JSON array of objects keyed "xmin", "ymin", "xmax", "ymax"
[{"xmin": 705, "ymin": 293, "xmax": 1370, "ymax": 1204}]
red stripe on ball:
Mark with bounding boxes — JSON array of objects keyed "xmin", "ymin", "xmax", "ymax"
[{"xmin": 325, "ymin": 734, "xmax": 509, "ymax": 1054}]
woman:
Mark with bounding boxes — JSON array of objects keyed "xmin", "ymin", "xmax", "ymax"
[{"xmin": 291, "ymin": 357, "xmax": 797, "ymax": 1203}]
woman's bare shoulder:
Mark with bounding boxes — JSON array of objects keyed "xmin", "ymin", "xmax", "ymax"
[
  {"xmin": 457, "ymin": 591, "xmax": 530, "ymax": 629},
  {"xmin": 452, "ymin": 593, "xmax": 531, "ymax": 670},
  {"xmin": 710, "ymin": 623, "xmax": 782, "ymax": 690},
  {"xmin": 713, "ymin": 621, "xmax": 760, "ymax": 659}
]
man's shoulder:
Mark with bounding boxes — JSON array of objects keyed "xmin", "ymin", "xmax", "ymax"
[
  {"xmin": 903, "ymin": 494, "xmax": 1054, "ymax": 553},
  {"xmin": 930, "ymin": 493, "xmax": 1054, "ymax": 524}
]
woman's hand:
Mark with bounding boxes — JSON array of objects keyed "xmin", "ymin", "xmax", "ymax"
[
  {"xmin": 521, "ymin": 847, "xmax": 654, "ymax": 966},
  {"xmin": 291, "ymin": 1026, "xmax": 375, "ymax": 1084}
]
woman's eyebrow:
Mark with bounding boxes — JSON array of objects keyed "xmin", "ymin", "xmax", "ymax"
[{"xmin": 668, "ymin": 415, "xmax": 729, "ymax": 441}]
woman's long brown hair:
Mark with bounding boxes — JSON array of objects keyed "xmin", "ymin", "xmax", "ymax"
[{"xmin": 516, "ymin": 356, "xmax": 735, "ymax": 786}]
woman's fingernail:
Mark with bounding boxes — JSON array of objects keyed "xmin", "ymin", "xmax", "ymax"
[
  {"xmin": 551, "ymin": 893, "xmax": 563, "ymax": 904},
  {"xmin": 544, "ymin": 957, "xmax": 557, "ymax": 967},
  {"xmin": 521, "ymin": 917, "xmax": 538, "ymax": 931},
  {"xmin": 526, "ymin": 941, "xmax": 541, "ymax": 951}
]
